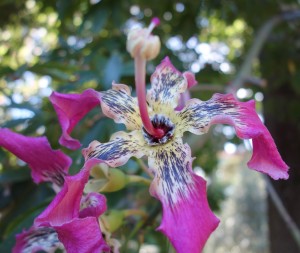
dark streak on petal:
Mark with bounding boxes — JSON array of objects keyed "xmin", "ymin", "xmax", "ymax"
[
  {"xmin": 101, "ymin": 84, "xmax": 141, "ymax": 130},
  {"xmin": 14, "ymin": 227, "xmax": 64, "ymax": 253},
  {"xmin": 178, "ymin": 96, "xmax": 238, "ymax": 132},
  {"xmin": 83, "ymin": 131, "xmax": 145, "ymax": 168},
  {"xmin": 87, "ymin": 139, "xmax": 136, "ymax": 162},
  {"xmin": 149, "ymin": 140, "xmax": 194, "ymax": 208},
  {"xmin": 148, "ymin": 57, "xmax": 187, "ymax": 110},
  {"xmin": 176, "ymin": 94, "xmax": 289, "ymax": 180}
]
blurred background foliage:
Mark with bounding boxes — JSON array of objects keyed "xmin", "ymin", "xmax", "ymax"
[{"xmin": 0, "ymin": 0, "xmax": 300, "ymax": 252}]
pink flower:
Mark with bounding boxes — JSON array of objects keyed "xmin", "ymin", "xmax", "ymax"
[
  {"xmin": 1, "ymin": 129, "xmax": 111, "ymax": 252},
  {"xmin": 13, "ymin": 168, "xmax": 110, "ymax": 253},
  {"xmin": 62, "ymin": 57, "xmax": 287, "ymax": 252}
]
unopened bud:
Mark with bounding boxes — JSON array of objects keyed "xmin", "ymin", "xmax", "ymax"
[
  {"xmin": 126, "ymin": 23, "xmax": 161, "ymax": 60},
  {"xmin": 84, "ymin": 164, "xmax": 129, "ymax": 193},
  {"xmin": 99, "ymin": 218, "xmax": 122, "ymax": 253},
  {"xmin": 100, "ymin": 210, "xmax": 125, "ymax": 233}
]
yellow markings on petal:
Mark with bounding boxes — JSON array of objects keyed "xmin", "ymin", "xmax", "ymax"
[
  {"xmin": 101, "ymin": 84, "xmax": 142, "ymax": 130},
  {"xmin": 175, "ymin": 95, "xmax": 240, "ymax": 136},
  {"xmin": 147, "ymin": 138, "xmax": 195, "ymax": 207},
  {"xmin": 147, "ymin": 58, "xmax": 187, "ymax": 113},
  {"xmin": 83, "ymin": 130, "xmax": 146, "ymax": 168}
]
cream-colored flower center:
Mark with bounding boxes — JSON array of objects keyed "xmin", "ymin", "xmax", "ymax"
[{"xmin": 142, "ymin": 114, "xmax": 175, "ymax": 146}]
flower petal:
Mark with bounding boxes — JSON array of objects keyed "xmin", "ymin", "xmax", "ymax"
[
  {"xmin": 0, "ymin": 128, "xmax": 71, "ymax": 187},
  {"xmin": 177, "ymin": 94, "xmax": 289, "ymax": 179},
  {"xmin": 82, "ymin": 130, "xmax": 145, "ymax": 167},
  {"xmin": 79, "ymin": 192, "xmax": 107, "ymax": 218},
  {"xmin": 101, "ymin": 84, "xmax": 142, "ymax": 130},
  {"xmin": 13, "ymin": 227, "xmax": 64, "ymax": 253},
  {"xmin": 148, "ymin": 139, "xmax": 219, "ymax": 253},
  {"xmin": 35, "ymin": 168, "xmax": 89, "ymax": 227},
  {"xmin": 175, "ymin": 90, "xmax": 191, "ymax": 111},
  {"xmin": 53, "ymin": 217, "xmax": 110, "ymax": 253},
  {"xmin": 147, "ymin": 57, "xmax": 187, "ymax": 111},
  {"xmin": 50, "ymin": 89, "xmax": 101, "ymax": 150}
]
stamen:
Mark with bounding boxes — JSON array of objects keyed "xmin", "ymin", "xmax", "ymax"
[
  {"xmin": 135, "ymin": 56, "xmax": 164, "ymax": 138},
  {"xmin": 133, "ymin": 18, "xmax": 163, "ymax": 138},
  {"xmin": 147, "ymin": 17, "xmax": 160, "ymax": 35}
]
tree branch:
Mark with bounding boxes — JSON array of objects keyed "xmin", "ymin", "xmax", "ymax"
[
  {"xmin": 265, "ymin": 177, "xmax": 300, "ymax": 249},
  {"xmin": 228, "ymin": 10, "xmax": 300, "ymax": 93}
]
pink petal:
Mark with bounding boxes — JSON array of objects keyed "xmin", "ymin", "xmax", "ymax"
[
  {"xmin": 82, "ymin": 130, "xmax": 145, "ymax": 168},
  {"xmin": 50, "ymin": 89, "xmax": 101, "ymax": 150},
  {"xmin": 0, "ymin": 128, "xmax": 71, "ymax": 186},
  {"xmin": 175, "ymin": 72, "xmax": 197, "ymax": 111},
  {"xmin": 35, "ymin": 168, "xmax": 90, "ymax": 227},
  {"xmin": 54, "ymin": 217, "xmax": 110, "ymax": 253},
  {"xmin": 176, "ymin": 91, "xmax": 191, "ymax": 111},
  {"xmin": 13, "ymin": 226, "xmax": 64, "ymax": 253},
  {"xmin": 79, "ymin": 192, "xmax": 107, "ymax": 218},
  {"xmin": 101, "ymin": 84, "xmax": 142, "ymax": 130},
  {"xmin": 148, "ymin": 140, "xmax": 219, "ymax": 252},
  {"xmin": 147, "ymin": 57, "xmax": 188, "ymax": 110},
  {"xmin": 179, "ymin": 94, "xmax": 289, "ymax": 180},
  {"xmin": 183, "ymin": 71, "xmax": 197, "ymax": 88}
]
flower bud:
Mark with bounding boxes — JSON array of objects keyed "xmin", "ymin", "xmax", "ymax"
[
  {"xmin": 84, "ymin": 164, "xmax": 129, "ymax": 193},
  {"xmin": 126, "ymin": 27, "xmax": 161, "ymax": 60},
  {"xmin": 99, "ymin": 218, "xmax": 121, "ymax": 253},
  {"xmin": 100, "ymin": 210, "xmax": 125, "ymax": 233}
]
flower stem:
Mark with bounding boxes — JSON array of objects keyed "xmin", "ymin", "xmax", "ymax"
[
  {"xmin": 136, "ymin": 158, "xmax": 154, "ymax": 178},
  {"xmin": 134, "ymin": 55, "xmax": 164, "ymax": 138},
  {"xmin": 266, "ymin": 177, "xmax": 300, "ymax": 249},
  {"xmin": 123, "ymin": 209, "xmax": 148, "ymax": 219},
  {"xmin": 128, "ymin": 174, "xmax": 151, "ymax": 186}
]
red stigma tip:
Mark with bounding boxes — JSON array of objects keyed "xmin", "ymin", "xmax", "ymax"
[{"xmin": 151, "ymin": 17, "xmax": 160, "ymax": 26}]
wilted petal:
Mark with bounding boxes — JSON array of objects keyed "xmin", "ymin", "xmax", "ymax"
[
  {"xmin": 148, "ymin": 140, "xmax": 219, "ymax": 253},
  {"xmin": 35, "ymin": 168, "xmax": 89, "ymax": 227},
  {"xmin": 50, "ymin": 89, "xmax": 101, "ymax": 150},
  {"xmin": 13, "ymin": 226, "xmax": 64, "ymax": 253},
  {"xmin": 101, "ymin": 84, "xmax": 142, "ymax": 130},
  {"xmin": 83, "ymin": 130, "xmax": 145, "ymax": 167},
  {"xmin": 177, "ymin": 93, "xmax": 289, "ymax": 179},
  {"xmin": 80, "ymin": 192, "xmax": 107, "ymax": 218},
  {"xmin": 147, "ymin": 57, "xmax": 187, "ymax": 112},
  {"xmin": 0, "ymin": 128, "xmax": 71, "ymax": 187},
  {"xmin": 54, "ymin": 217, "xmax": 110, "ymax": 253}
]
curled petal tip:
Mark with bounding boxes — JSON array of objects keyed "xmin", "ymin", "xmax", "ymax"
[
  {"xmin": 183, "ymin": 71, "xmax": 197, "ymax": 88},
  {"xmin": 82, "ymin": 140, "xmax": 100, "ymax": 161},
  {"xmin": 179, "ymin": 94, "xmax": 289, "ymax": 180},
  {"xmin": 49, "ymin": 89, "xmax": 101, "ymax": 150}
]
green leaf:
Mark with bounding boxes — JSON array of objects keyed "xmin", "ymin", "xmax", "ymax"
[
  {"xmin": 103, "ymin": 53, "xmax": 122, "ymax": 89},
  {"xmin": 121, "ymin": 61, "xmax": 134, "ymax": 76},
  {"xmin": 2, "ymin": 118, "xmax": 33, "ymax": 128},
  {"xmin": 80, "ymin": 6, "xmax": 110, "ymax": 34},
  {"xmin": 0, "ymin": 168, "xmax": 31, "ymax": 184},
  {"xmin": 0, "ymin": 66, "xmax": 14, "ymax": 78},
  {"xmin": 30, "ymin": 63, "xmax": 78, "ymax": 82}
]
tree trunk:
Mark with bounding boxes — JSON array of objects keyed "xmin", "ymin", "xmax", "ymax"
[{"xmin": 262, "ymin": 50, "xmax": 300, "ymax": 252}]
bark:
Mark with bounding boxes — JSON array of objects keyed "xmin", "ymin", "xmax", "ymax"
[{"xmin": 263, "ymin": 55, "xmax": 300, "ymax": 252}]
